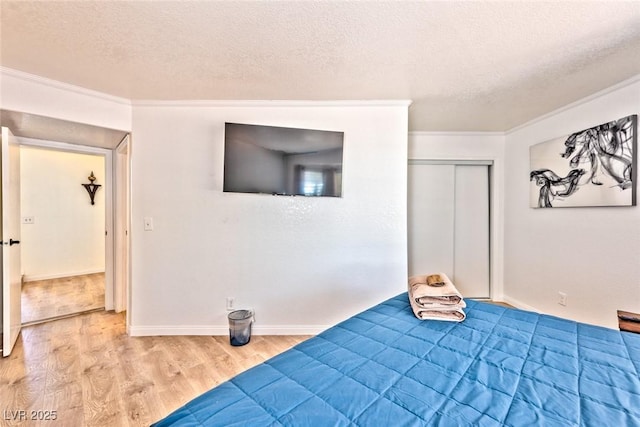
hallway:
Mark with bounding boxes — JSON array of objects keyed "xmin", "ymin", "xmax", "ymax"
[{"xmin": 21, "ymin": 273, "xmax": 105, "ymax": 324}]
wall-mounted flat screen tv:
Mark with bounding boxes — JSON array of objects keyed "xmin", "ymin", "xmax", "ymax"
[{"xmin": 223, "ymin": 122, "xmax": 344, "ymax": 197}]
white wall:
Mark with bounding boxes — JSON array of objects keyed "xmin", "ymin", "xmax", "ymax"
[
  {"xmin": 0, "ymin": 68, "xmax": 130, "ymax": 334},
  {"xmin": 8, "ymin": 63, "xmax": 637, "ymax": 334},
  {"xmin": 504, "ymin": 76, "xmax": 640, "ymax": 328},
  {"xmin": 0, "ymin": 67, "xmax": 131, "ymax": 131},
  {"xmin": 408, "ymin": 132, "xmax": 505, "ymax": 299},
  {"xmin": 129, "ymin": 101, "xmax": 410, "ymax": 335},
  {"xmin": 20, "ymin": 146, "xmax": 106, "ymax": 280}
]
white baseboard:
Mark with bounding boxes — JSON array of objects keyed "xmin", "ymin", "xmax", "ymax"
[
  {"xmin": 253, "ymin": 325, "xmax": 329, "ymax": 335},
  {"xmin": 502, "ymin": 295, "xmax": 545, "ymax": 314},
  {"xmin": 128, "ymin": 298, "xmax": 548, "ymax": 337},
  {"xmin": 22, "ymin": 269, "xmax": 105, "ymax": 282},
  {"xmin": 128, "ymin": 324, "xmax": 329, "ymax": 337}
]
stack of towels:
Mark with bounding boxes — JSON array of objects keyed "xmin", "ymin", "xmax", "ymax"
[{"xmin": 408, "ymin": 273, "xmax": 466, "ymax": 322}]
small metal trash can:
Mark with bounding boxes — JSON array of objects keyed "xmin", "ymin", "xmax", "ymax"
[{"xmin": 228, "ymin": 310, "xmax": 253, "ymax": 346}]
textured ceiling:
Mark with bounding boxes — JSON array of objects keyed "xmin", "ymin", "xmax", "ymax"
[{"xmin": 1, "ymin": 1, "xmax": 640, "ymax": 132}]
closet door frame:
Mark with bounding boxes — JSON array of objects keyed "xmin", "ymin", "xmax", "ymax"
[{"xmin": 408, "ymin": 158, "xmax": 498, "ymax": 300}]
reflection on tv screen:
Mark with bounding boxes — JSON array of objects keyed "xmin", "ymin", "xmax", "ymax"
[{"xmin": 223, "ymin": 122, "xmax": 344, "ymax": 197}]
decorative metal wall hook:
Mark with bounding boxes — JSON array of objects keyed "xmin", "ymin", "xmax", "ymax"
[{"xmin": 82, "ymin": 171, "xmax": 101, "ymax": 205}]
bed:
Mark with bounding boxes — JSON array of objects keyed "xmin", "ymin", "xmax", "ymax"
[{"xmin": 154, "ymin": 294, "xmax": 640, "ymax": 426}]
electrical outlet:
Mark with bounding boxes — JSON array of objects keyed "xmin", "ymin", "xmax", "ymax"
[
  {"xmin": 558, "ymin": 292, "xmax": 567, "ymax": 306},
  {"xmin": 226, "ymin": 297, "xmax": 234, "ymax": 311},
  {"xmin": 22, "ymin": 216, "xmax": 35, "ymax": 224}
]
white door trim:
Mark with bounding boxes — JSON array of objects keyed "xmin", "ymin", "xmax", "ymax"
[
  {"xmin": 18, "ymin": 137, "xmax": 115, "ymax": 310},
  {"xmin": 115, "ymin": 135, "xmax": 131, "ymax": 322}
]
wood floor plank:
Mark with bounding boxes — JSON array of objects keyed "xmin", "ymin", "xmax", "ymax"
[
  {"xmin": 114, "ymin": 336, "xmax": 166, "ymax": 426},
  {"xmin": 0, "ymin": 333, "xmax": 48, "ymax": 426},
  {"xmin": 43, "ymin": 388, "xmax": 85, "ymax": 426},
  {"xmin": 78, "ymin": 314, "xmax": 128, "ymax": 427},
  {"xmin": 1, "ymin": 310, "xmax": 310, "ymax": 426},
  {"xmin": 46, "ymin": 319, "xmax": 82, "ymax": 390},
  {"xmin": 122, "ymin": 336, "xmax": 171, "ymax": 424},
  {"xmin": 145, "ymin": 348, "xmax": 198, "ymax": 416},
  {"xmin": 183, "ymin": 362, "xmax": 220, "ymax": 396},
  {"xmin": 21, "ymin": 274, "xmax": 105, "ymax": 324}
]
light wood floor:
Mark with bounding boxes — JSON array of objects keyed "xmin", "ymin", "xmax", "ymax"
[
  {"xmin": 487, "ymin": 300, "xmax": 513, "ymax": 308},
  {"xmin": 21, "ymin": 274, "xmax": 105, "ymax": 324},
  {"xmin": 0, "ymin": 310, "xmax": 310, "ymax": 426}
]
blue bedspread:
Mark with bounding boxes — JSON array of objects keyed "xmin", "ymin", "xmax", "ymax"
[{"xmin": 154, "ymin": 294, "xmax": 640, "ymax": 426}]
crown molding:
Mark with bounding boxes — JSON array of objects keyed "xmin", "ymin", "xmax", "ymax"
[
  {"xmin": 131, "ymin": 99, "xmax": 413, "ymax": 108},
  {"xmin": 505, "ymin": 73, "xmax": 640, "ymax": 135},
  {"xmin": 1, "ymin": 67, "xmax": 412, "ymax": 109},
  {"xmin": 0, "ymin": 66, "xmax": 132, "ymax": 106},
  {"xmin": 409, "ymin": 131, "xmax": 504, "ymax": 137},
  {"xmin": 1, "ymin": 67, "xmax": 411, "ymax": 111}
]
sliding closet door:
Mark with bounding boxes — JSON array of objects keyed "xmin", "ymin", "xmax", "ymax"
[
  {"xmin": 407, "ymin": 165, "xmax": 455, "ymax": 277},
  {"xmin": 453, "ymin": 165, "xmax": 490, "ymax": 298},
  {"xmin": 408, "ymin": 161, "xmax": 491, "ymax": 298}
]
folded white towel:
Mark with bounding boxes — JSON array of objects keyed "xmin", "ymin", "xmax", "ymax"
[
  {"xmin": 408, "ymin": 293, "xmax": 466, "ymax": 322},
  {"xmin": 408, "ymin": 273, "xmax": 464, "ymax": 306}
]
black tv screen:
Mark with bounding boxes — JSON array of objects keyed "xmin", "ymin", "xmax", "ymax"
[{"xmin": 223, "ymin": 123, "xmax": 344, "ymax": 197}]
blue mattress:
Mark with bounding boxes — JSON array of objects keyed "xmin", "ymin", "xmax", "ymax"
[{"xmin": 154, "ymin": 294, "xmax": 640, "ymax": 426}]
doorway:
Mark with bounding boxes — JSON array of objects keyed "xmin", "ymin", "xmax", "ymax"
[
  {"xmin": 0, "ymin": 110, "xmax": 130, "ymax": 356},
  {"xmin": 19, "ymin": 145, "xmax": 107, "ymax": 324}
]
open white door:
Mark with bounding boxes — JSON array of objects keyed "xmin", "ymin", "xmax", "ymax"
[{"xmin": 1, "ymin": 127, "xmax": 22, "ymax": 357}]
